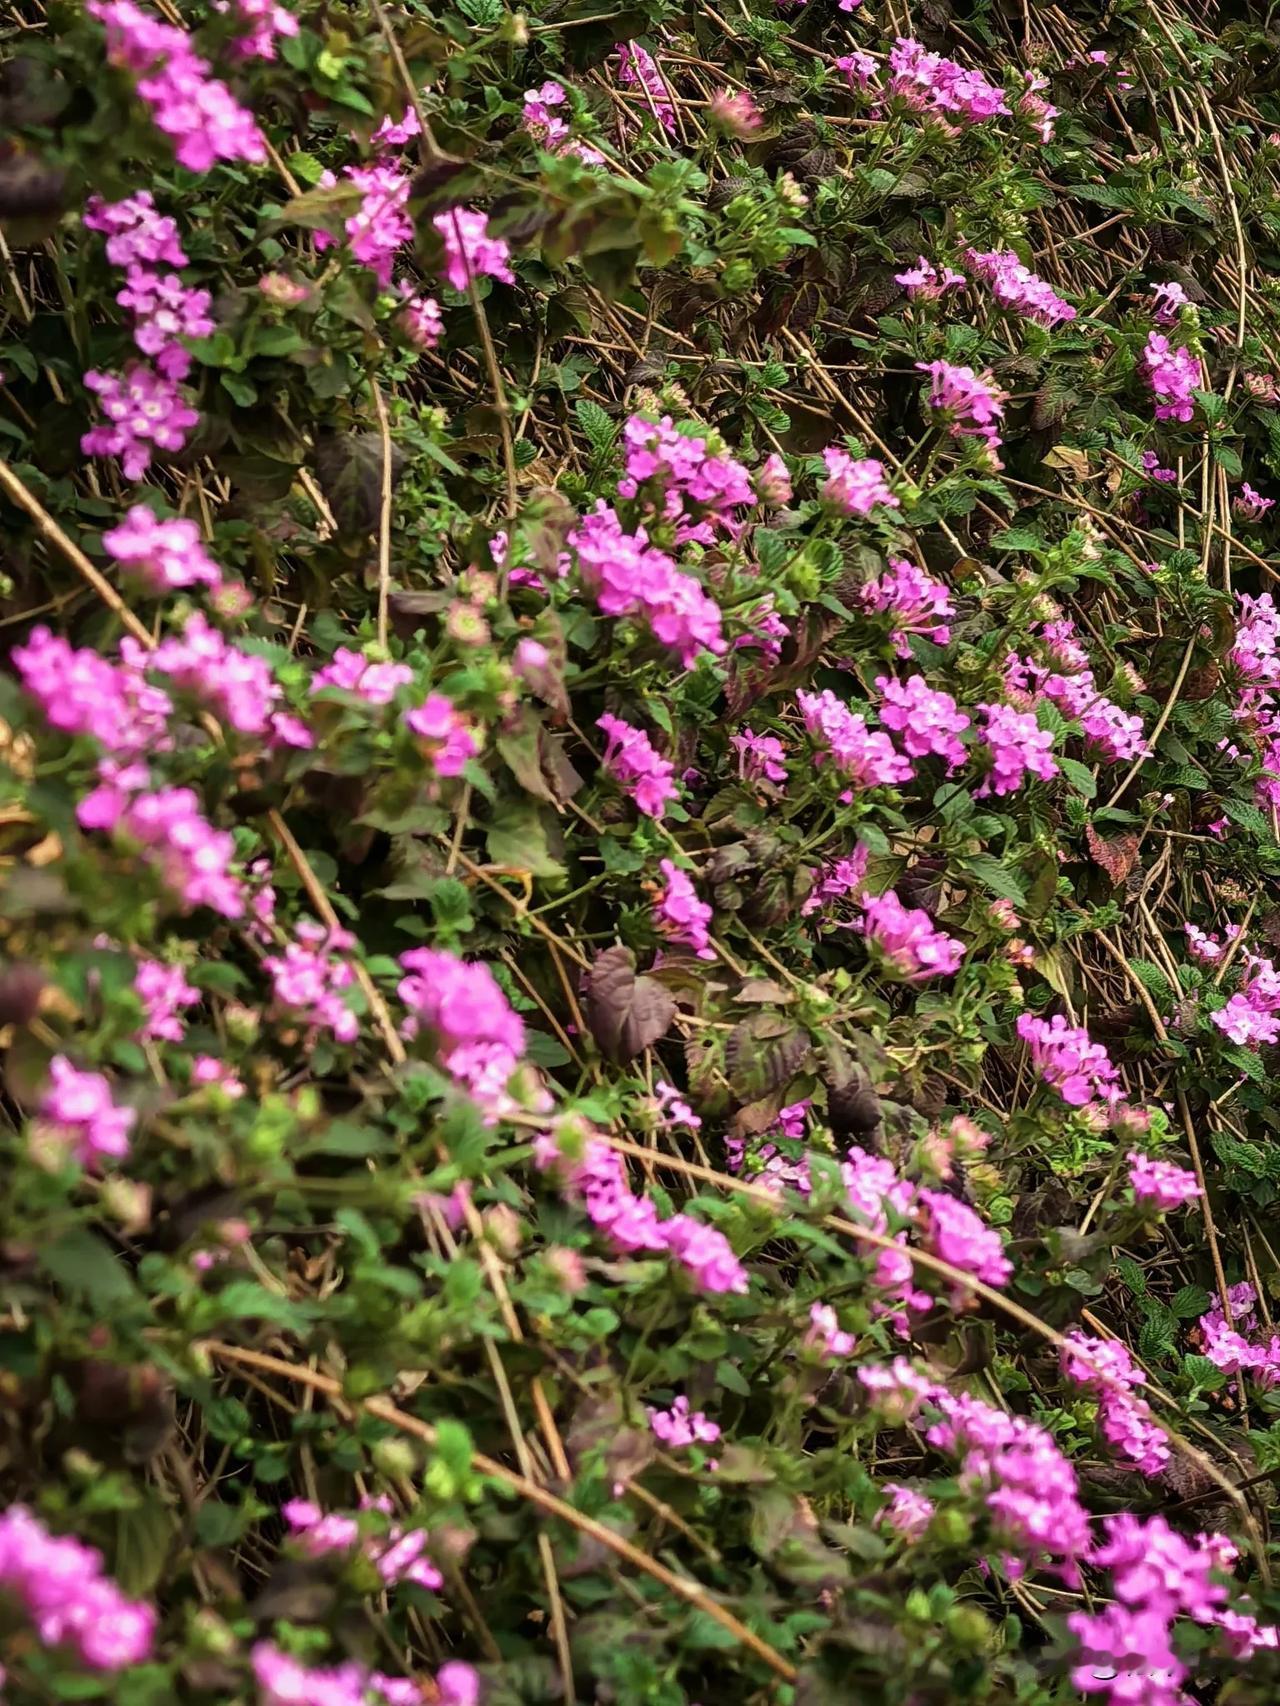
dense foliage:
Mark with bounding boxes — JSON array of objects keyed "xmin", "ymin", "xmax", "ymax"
[{"xmin": 11, "ymin": 0, "xmax": 1280, "ymax": 1701}]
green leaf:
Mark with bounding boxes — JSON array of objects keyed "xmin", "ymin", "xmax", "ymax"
[
  {"xmin": 959, "ymin": 853, "xmax": 1026, "ymax": 905},
  {"xmin": 1171, "ymin": 1284, "xmax": 1212, "ymax": 1319},
  {"xmin": 574, "ymin": 399, "xmax": 617, "ymax": 454},
  {"xmin": 40, "ymin": 1229, "xmax": 139, "ymax": 1307}
]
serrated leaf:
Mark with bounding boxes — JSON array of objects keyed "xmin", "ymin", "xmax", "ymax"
[
  {"xmin": 575, "ymin": 398, "xmax": 617, "ymax": 454},
  {"xmin": 959, "ymin": 853, "xmax": 1026, "ymax": 905}
]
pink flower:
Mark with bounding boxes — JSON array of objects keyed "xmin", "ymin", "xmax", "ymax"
[
  {"xmin": 973, "ymin": 702, "xmax": 1058, "ymax": 795},
  {"xmin": 708, "ymin": 87, "xmax": 761, "ymax": 138},
  {"xmin": 797, "ymin": 689, "xmax": 914, "ymax": 789},
  {"xmin": 654, "ymin": 859, "xmax": 714, "ymax": 959},
  {"xmin": 433, "ymin": 208, "xmax": 515, "ymax": 292},
  {"xmin": 134, "ymin": 956, "xmax": 198, "ymax": 1042},
  {"xmin": 1143, "ymin": 331, "xmax": 1199, "ymax": 424},
  {"xmin": 0, "ymin": 1505, "xmax": 155, "ymax": 1669},
  {"xmin": 436, "ymin": 1663, "xmax": 483, "ymax": 1706},
  {"xmin": 1234, "ymin": 481, "xmax": 1274, "ymax": 521},
  {"xmin": 820, "ymin": 447, "xmax": 899, "ymax": 515},
  {"xmin": 403, "ymin": 694, "xmax": 480, "ymax": 776},
  {"xmin": 618, "ymin": 415, "xmax": 754, "ymax": 538},
  {"xmin": 804, "ymin": 1302, "xmax": 855, "ymax": 1361},
  {"xmin": 314, "ymin": 648, "xmax": 414, "ymax": 706},
  {"xmin": 1061, "ymin": 1331, "xmax": 1169, "ymax": 1477},
  {"xmin": 876, "ymin": 674, "xmax": 969, "ymax": 769},
  {"xmin": 85, "ymin": 192, "xmax": 187, "ymax": 269},
  {"xmin": 82, "ymin": 363, "xmax": 199, "ymax": 481},
  {"xmin": 94, "ymin": 781, "xmax": 245, "ymax": 917},
  {"xmin": 597, "ymin": 712, "xmax": 679, "ymax": 818},
  {"xmin": 398, "ymin": 294, "xmax": 443, "ymax": 350},
  {"xmin": 917, "ymin": 360, "xmax": 1006, "ymax": 465},
  {"xmin": 879, "ymin": 1483, "xmax": 934, "ymax": 1539},
  {"xmin": 648, "ymin": 1395, "xmax": 721, "ymax": 1448},
  {"xmin": 13, "ymin": 627, "xmax": 172, "ymax": 757},
  {"xmin": 1016, "ymin": 1012, "xmax": 1122, "ymax": 1110},
  {"xmin": 102, "ymin": 506, "xmax": 222, "ymax": 594},
  {"xmin": 755, "ymin": 452, "xmax": 792, "ymax": 504},
  {"xmin": 916, "ymin": 1187, "xmax": 1011, "ymax": 1286},
  {"xmin": 88, "ymin": 0, "xmax": 266, "ymax": 172},
  {"xmin": 835, "ymin": 50, "xmax": 879, "ymax": 90},
  {"xmin": 857, "ymin": 890, "xmax": 965, "ymax": 982},
  {"xmin": 265, "ymin": 921, "xmax": 359, "ymax": 1045},
  {"xmin": 861, "ymin": 557, "xmax": 954, "ymax": 655},
  {"xmin": 571, "ymin": 502, "xmax": 726, "ymax": 667},
  {"xmin": 886, "ymin": 38, "xmax": 1010, "ymax": 124},
  {"xmin": 895, "ymin": 257, "xmax": 966, "ymax": 298},
  {"xmin": 35, "ymin": 1056, "xmax": 135, "ymax": 1167},
  {"xmin": 1127, "ymin": 1151, "xmax": 1200, "ymax": 1211},
  {"xmin": 615, "ymin": 42, "xmax": 674, "ymax": 131},
  {"xmin": 731, "ymin": 727, "xmax": 787, "ymax": 784},
  {"xmin": 398, "ymin": 950, "xmax": 525, "ymax": 1057},
  {"xmin": 1142, "ymin": 449, "xmax": 1178, "ymax": 483},
  {"xmin": 139, "ymin": 613, "xmax": 283, "ymax": 735},
  {"xmin": 1151, "ymin": 280, "xmax": 1189, "ymax": 324},
  {"xmin": 964, "ymin": 247, "xmax": 1075, "ymax": 326},
  {"xmin": 340, "ymin": 164, "xmax": 413, "ymax": 287}
]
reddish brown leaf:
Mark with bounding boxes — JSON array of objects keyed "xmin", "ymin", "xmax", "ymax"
[{"xmin": 1085, "ymin": 824, "xmax": 1140, "ymax": 887}]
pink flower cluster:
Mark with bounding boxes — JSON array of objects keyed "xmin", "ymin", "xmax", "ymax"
[
  {"xmin": 1061, "ymin": 1329, "xmax": 1169, "ymax": 1477},
  {"xmin": 973, "ymin": 702, "xmax": 1058, "ymax": 795},
  {"xmin": 804, "ymin": 1301, "xmax": 856, "ymax": 1361},
  {"xmin": 87, "ymin": 0, "xmax": 266, "ymax": 171},
  {"xmin": 1127, "ymin": 1150, "xmax": 1200, "ymax": 1211},
  {"xmin": 1069, "ymin": 1514, "xmax": 1276, "ymax": 1706},
  {"xmin": 885, "ymin": 38, "xmax": 1011, "ymax": 124},
  {"xmin": 535, "ymin": 1126, "xmax": 749, "ymax": 1294},
  {"xmin": 1195, "ymin": 1283, "xmax": 1280, "ymax": 1386},
  {"xmin": 1151, "ymin": 281, "xmax": 1189, "ymax": 324},
  {"xmin": 1016, "ymin": 1012, "xmax": 1122, "ymax": 1112},
  {"xmin": 135, "ymin": 614, "xmax": 283, "ymax": 737},
  {"xmin": 917, "ymin": 1186, "xmax": 1011, "ymax": 1286},
  {"xmin": 860, "ymin": 557, "xmax": 955, "ymax": 655},
  {"xmin": 1212, "ymin": 949, "xmax": 1280, "ymax": 1048},
  {"xmin": 724, "ymin": 1101, "xmax": 812, "ymax": 1196},
  {"xmin": 433, "ymin": 208, "xmax": 515, "ymax": 292},
  {"xmin": 1185, "ymin": 921, "xmax": 1238, "ymax": 963},
  {"xmin": 615, "ymin": 41, "xmax": 674, "ymax": 131},
  {"xmin": 802, "ymin": 844, "xmax": 870, "ymax": 921},
  {"xmin": 13, "ymin": 627, "xmax": 172, "ymax": 758},
  {"xmin": 283, "ymin": 1496, "xmax": 443, "ymax": 1591},
  {"xmin": 1143, "ymin": 331, "xmax": 1200, "ymax": 424},
  {"xmin": 618, "ymin": 415, "xmax": 755, "ymax": 541},
  {"xmin": 917, "ymin": 360, "xmax": 1007, "ymax": 466},
  {"xmin": 399, "ymin": 948, "xmax": 523, "ymax": 1054},
  {"xmin": 0, "ymin": 1504, "xmax": 156, "ymax": 1669},
  {"xmin": 924, "ymin": 1388, "xmax": 1092, "ymax": 1579},
  {"xmin": 313, "ymin": 648, "xmax": 414, "ymax": 705},
  {"xmin": 647, "ymin": 1395, "xmax": 721, "ymax": 1448},
  {"xmin": 876, "ymin": 673, "xmax": 969, "ymax": 769},
  {"xmin": 134, "ymin": 957, "xmax": 199, "ymax": 1042},
  {"xmin": 964, "ymin": 247, "xmax": 1076, "ymax": 326},
  {"xmin": 895, "ymin": 257, "xmax": 965, "ymax": 299},
  {"xmin": 1235, "ymin": 481, "xmax": 1274, "ymax": 522},
  {"xmin": 731, "ymin": 727, "xmax": 787, "ymax": 784},
  {"xmin": 820, "ymin": 447, "xmax": 899, "ymax": 516},
  {"xmin": 403, "ymin": 694, "xmax": 480, "ymax": 777},
  {"xmin": 597, "ymin": 712, "xmax": 679, "ymax": 818},
  {"xmin": 218, "ymin": 0, "xmax": 298, "ymax": 59},
  {"xmin": 81, "ymin": 191, "xmax": 210, "ymax": 479},
  {"xmin": 82, "ymin": 363, "xmax": 200, "ymax": 484},
  {"xmin": 1007, "ymin": 622, "xmax": 1148, "ymax": 764},
  {"xmin": 35, "ymin": 1055, "xmax": 135, "ymax": 1168},
  {"xmin": 522, "ymin": 80, "xmax": 605, "ymax": 164},
  {"xmin": 337, "ymin": 164, "xmax": 414, "ymax": 288},
  {"xmin": 797, "ymin": 689, "xmax": 913, "ymax": 790},
  {"xmin": 654, "ymin": 859, "xmax": 714, "ymax": 959},
  {"xmin": 83, "ymin": 775, "xmax": 245, "ymax": 917},
  {"xmin": 856, "ymin": 889, "xmax": 965, "ymax": 982},
  {"xmin": 253, "ymin": 1641, "xmax": 474, "ymax": 1706},
  {"xmin": 265, "ymin": 921, "xmax": 359, "ymax": 1044},
  {"xmin": 570, "ymin": 503, "xmax": 726, "ymax": 668},
  {"xmin": 879, "ymin": 1483, "xmax": 934, "ymax": 1539},
  {"xmin": 102, "ymin": 505, "xmax": 223, "ymax": 596}
]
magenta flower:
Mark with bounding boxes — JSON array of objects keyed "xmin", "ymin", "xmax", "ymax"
[
  {"xmin": 879, "ymin": 1483, "xmax": 934, "ymax": 1539},
  {"xmin": 885, "ymin": 37, "xmax": 1010, "ymax": 124},
  {"xmin": 917, "ymin": 360, "xmax": 1006, "ymax": 465},
  {"xmin": 861, "ymin": 557, "xmax": 954, "ymax": 656},
  {"xmin": 820, "ymin": 446, "xmax": 899, "ymax": 515},
  {"xmin": 615, "ymin": 41, "xmax": 674, "ymax": 130},
  {"xmin": 804, "ymin": 1302, "xmax": 856, "ymax": 1362},
  {"xmin": 876, "ymin": 674, "xmax": 969, "ymax": 770},
  {"xmin": 973, "ymin": 702, "xmax": 1058, "ymax": 796},
  {"xmin": 964, "ymin": 247, "xmax": 1075, "ymax": 326},
  {"xmin": 654, "ymin": 859, "xmax": 714, "ymax": 959},
  {"xmin": 102, "ymin": 506, "xmax": 222, "ymax": 594},
  {"xmin": 433, "ymin": 208, "xmax": 515, "ymax": 292},
  {"xmin": 314, "ymin": 648, "xmax": 413, "ymax": 706},
  {"xmin": 265, "ymin": 921, "xmax": 359, "ymax": 1045},
  {"xmin": 597, "ymin": 712, "xmax": 679, "ymax": 818},
  {"xmin": 0, "ymin": 1504, "xmax": 156, "ymax": 1669},
  {"xmin": 1016, "ymin": 1012, "xmax": 1122, "ymax": 1110},
  {"xmin": 35, "ymin": 1056, "xmax": 136, "ymax": 1168},
  {"xmin": 82, "ymin": 363, "xmax": 200, "ymax": 482},
  {"xmin": 1143, "ymin": 331, "xmax": 1199, "ymax": 424},
  {"xmin": 403, "ymin": 694, "xmax": 480, "ymax": 776},
  {"xmin": 571, "ymin": 503, "xmax": 726, "ymax": 667},
  {"xmin": 134, "ymin": 956, "xmax": 199, "ymax": 1042},
  {"xmin": 857, "ymin": 890, "xmax": 965, "ymax": 982},
  {"xmin": 895, "ymin": 256, "xmax": 965, "ymax": 299},
  {"xmin": 797, "ymin": 689, "xmax": 914, "ymax": 789},
  {"xmin": 647, "ymin": 1395, "xmax": 721, "ymax": 1448},
  {"xmin": 1234, "ymin": 482, "xmax": 1275, "ymax": 522}
]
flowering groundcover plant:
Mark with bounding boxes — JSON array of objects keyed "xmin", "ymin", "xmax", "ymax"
[{"xmin": 5, "ymin": 2, "xmax": 1280, "ymax": 1704}]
